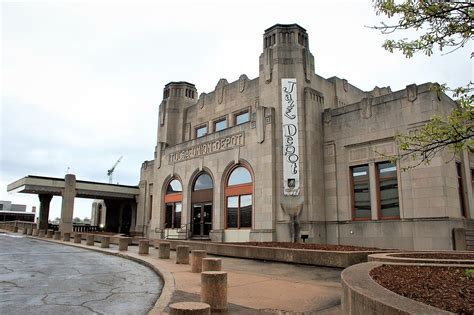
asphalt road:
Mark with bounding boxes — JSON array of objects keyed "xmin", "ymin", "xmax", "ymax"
[{"xmin": 0, "ymin": 233, "xmax": 162, "ymax": 315}]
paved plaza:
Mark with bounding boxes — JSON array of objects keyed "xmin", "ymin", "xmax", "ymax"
[{"xmin": 0, "ymin": 233, "xmax": 162, "ymax": 314}]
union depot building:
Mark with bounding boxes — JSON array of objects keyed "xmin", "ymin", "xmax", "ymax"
[{"xmin": 134, "ymin": 24, "xmax": 473, "ymax": 249}]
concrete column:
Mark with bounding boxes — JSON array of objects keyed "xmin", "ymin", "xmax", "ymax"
[
  {"xmin": 27, "ymin": 228, "xmax": 33, "ymax": 235},
  {"xmin": 139, "ymin": 240, "xmax": 149, "ymax": 255},
  {"xmin": 39, "ymin": 229, "xmax": 46, "ymax": 237},
  {"xmin": 47, "ymin": 230, "xmax": 54, "ymax": 238},
  {"xmin": 201, "ymin": 271, "xmax": 227, "ymax": 312},
  {"xmin": 369, "ymin": 162, "xmax": 379, "ymax": 220},
  {"xmin": 38, "ymin": 194, "xmax": 53, "ymax": 231},
  {"xmin": 119, "ymin": 238, "xmax": 129, "ymax": 251},
  {"xmin": 32, "ymin": 229, "xmax": 39, "ymax": 236},
  {"xmin": 202, "ymin": 258, "xmax": 222, "ymax": 272},
  {"xmin": 13, "ymin": 226, "xmax": 18, "ymax": 233},
  {"xmin": 101, "ymin": 236, "xmax": 110, "ymax": 248},
  {"xmin": 191, "ymin": 250, "xmax": 207, "ymax": 273},
  {"xmin": 60, "ymin": 174, "xmax": 76, "ymax": 233},
  {"xmin": 158, "ymin": 242, "xmax": 171, "ymax": 259},
  {"xmin": 169, "ymin": 302, "xmax": 211, "ymax": 315},
  {"xmin": 54, "ymin": 231, "xmax": 61, "ymax": 240},
  {"xmin": 22, "ymin": 227, "xmax": 28, "ymax": 235},
  {"xmin": 74, "ymin": 233, "xmax": 82, "ymax": 243},
  {"xmin": 86, "ymin": 234, "xmax": 95, "ymax": 246},
  {"xmin": 176, "ymin": 245, "xmax": 190, "ymax": 264},
  {"xmin": 63, "ymin": 232, "xmax": 71, "ymax": 242}
]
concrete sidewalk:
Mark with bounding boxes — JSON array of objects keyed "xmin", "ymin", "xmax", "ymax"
[{"xmin": 4, "ymin": 231, "xmax": 342, "ymax": 314}]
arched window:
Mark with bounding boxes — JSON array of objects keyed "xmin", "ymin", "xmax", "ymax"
[
  {"xmin": 164, "ymin": 178, "xmax": 182, "ymax": 229},
  {"xmin": 193, "ymin": 173, "xmax": 213, "ymax": 191},
  {"xmin": 225, "ymin": 165, "xmax": 253, "ymax": 229}
]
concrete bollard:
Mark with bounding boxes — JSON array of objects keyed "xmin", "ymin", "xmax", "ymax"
[
  {"xmin": 74, "ymin": 233, "xmax": 82, "ymax": 243},
  {"xmin": 176, "ymin": 245, "xmax": 190, "ymax": 264},
  {"xmin": 38, "ymin": 229, "xmax": 45, "ymax": 237},
  {"xmin": 13, "ymin": 226, "xmax": 18, "ymax": 233},
  {"xmin": 169, "ymin": 302, "xmax": 211, "ymax": 315},
  {"xmin": 47, "ymin": 230, "xmax": 54, "ymax": 238},
  {"xmin": 63, "ymin": 232, "xmax": 71, "ymax": 242},
  {"xmin": 118, "ymin": 238, "xmax": 129, "ymax": 251},
  {"xmin": 202, "ymin": 258, "xmax": 222, "ymax": 272},
  {"xmin": 27, "ymin": 228, "xmax": 33, "ymax": 236},
  {"xmin": 101, "ymin": 236, "xmax": 110, "ymax": 248},
  {"xmin": 32, "ymin": 229, "xmax": 39, "ymax": 236},
  {"xmin": 86, "ymin": 235, "xmax": 95, "ymax": 246},
  {"xmin": 191, "ymin": 250, "xmax": 207, "ymax": 273},
  {"xmin": 158, "ymin": 242, "xmax": 171, "ymax": 259},
  {"xmin": 22, "ymin": 228, "xmax": 28, "ymax": 235},
  {"xmin": 54, "ymin": 231, "xmax": 61, "ymax": 240},
  {"xmin": 138, "ymin": 240, "xmax": 149, "ymax": 255},
  {"xmin": 201, "ymin": 271, "xmax": 227, "ymax": 312}
]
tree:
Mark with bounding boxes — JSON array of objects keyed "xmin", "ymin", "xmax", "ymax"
[{"xmin": 371, "ymin": 0, "xmax": 473, "ymax": 167}]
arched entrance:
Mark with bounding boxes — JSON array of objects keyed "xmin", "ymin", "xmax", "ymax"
[{"xmin": 191, "ymin": 172, "xmax": 213, "ymax": 238}]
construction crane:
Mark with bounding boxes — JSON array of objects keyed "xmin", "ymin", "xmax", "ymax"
[{"xmin": 107, "ymin": 156, "xmax": 123, "ymax": 184}]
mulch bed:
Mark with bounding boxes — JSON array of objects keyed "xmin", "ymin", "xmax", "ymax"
[
  {"xmin": 370, "ymin": 265, "xmax": 474, "ymax": 314},
  {"xmin": 390, "ymin": 253, "xmax": 474, "ymax": 260},
  {"xmin": 230, "ymin": 242, "xmax": 379, "ymax": 251}
]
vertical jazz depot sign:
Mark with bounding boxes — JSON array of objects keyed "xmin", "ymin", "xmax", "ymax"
[{"xmin": 281, "ymin": 78, "xmax": 300, "ymax": 196}]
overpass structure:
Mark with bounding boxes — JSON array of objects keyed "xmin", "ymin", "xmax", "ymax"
[{"xmin": 7, "ymin": 175, "xmax": 139, "ymax": 234}]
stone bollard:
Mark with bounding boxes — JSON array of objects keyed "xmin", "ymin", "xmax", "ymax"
[
  {"xmin": 54, "ymin": 231, "xmax": 61, "ymax": 240},
  {"xmin": 169, "ymin": 302, "xmax": 211, "ymax": 315},
  {"xmin": 63, "ymin": 232, "xmax": 71, "ymax": 242},
  {"xmin": 32, "ymin": 229, "xmax": 39, "ymax": 236},
  {"xmin": 86, "ymin": 235, "xmax": 95, "ymax": 246},
  {"xmin": 176, "ymin": 245, "xmax": 190, "ymax": 264},
  {"xmin": 191, "ymin": 250, "xmax": 207, "ymax": 273},
  {"xmin": 13, "ymin": 226, "xmax": 18, "ymax": 233},
  {"xmin": 39, "ymin": 229, "xmax": 46, "ymax": 237},
  {"xmin": 138, "ymin": 240, "xmax": 149, "ymax": 255},
  {"xmin": 118, "ymin": 238, "xmax": 129, "ymax": 251},
  {"xmin": 27, "ymin": 228, "xmax": 33, "ymax": 236},
  {"xmin": 158, "ymin": 242, "xmax": 171, "ymax": 259},
  {"xmin": 202, "ymin": 258, "xmax": 222, "ymax": 272},
  {"xmin": 22, "ymin": 227, "xmax": 28, "ymax": 235},
  {"xmin": 201, "ymin": 271, "xmax": 227, "ymax": 312},
  {"xmin": 101, "ymin": 236, "xmax": 110, "ymax": 248},
  {"xmin": 74, "ymin": 233, "xmax": 82, "ymax": 243},
  {"xmin": 47, "ymin": 230, "xmax": 54, "ymax": 238}
]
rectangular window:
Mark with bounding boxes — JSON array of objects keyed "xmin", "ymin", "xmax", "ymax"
[
  {"xmin": 165, "ymin": 202, "xmax": 182, "ymax": 228},
  {"xmin": 234, "ymin": 111, "xmax": 249, "ymax": 126},
  {"xmin": 226, "ymin": 196, "xmax": 238, "ymax": 228},
  {"xmin": 174, "ymin": 202, "xmax": 182, "ymax": 228},
  {"xmin": 377, "ymin": 162, "xmax": 400, "ymax": 218},
  {"xmin": 195, "ymin": 125, "xmax": 207, "ymax": 138},
  {"xmin": 239, "ymin": 194, "xmax": 252, "ymax": 228},
  {"xmin": 214, "ymin": 118, "xmax": 227, "ymax": 132},
  {"xmin": 456, "ymin": 162, "xmax": 467, "ymax": 217},
  {"xmin": 165, "ymin": 204, "xmax": 173, "ymax": 228},
  {"xmin": 351, "ymin": 165, "xmax": 371, "ymax": 219}
]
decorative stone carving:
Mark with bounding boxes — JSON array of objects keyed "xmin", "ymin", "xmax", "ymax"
[
  {"xmin": 406, "ymin": 84, "xmax": 418, "ymax": 102},
  {"xmin": 159, "ymin": 101, "xmax": 166, "ymax": 126},
  {"xmin": 238, "ymin": 74, "xmax": 248, "ymax": 93},
  {"xmin": 264, "ymin": 48, "xmax": 273, "ymax": 83},
  {"xmin": 343, "ymin": 79, "xmax": 348, "ymax": 92},
  {"xmin": 360, "ymin": 98, "xmax": 372, "ymax": 119},
  {"xmin": 323, "ymin": 108, "xmax": 332, "ymax": 124},
  {"xmin": 303, "ymin": 48, "xmax": 312, "ymax": 82},
  {"xmin": 256, "ymin": 106, "xmax": 265, "ymax": 143},
  {"xmin": 215, "ymin": 79, "xmax": 228, "ymax": 104},
  {"xmin": 198, "ymin": 93, "xmax": 206, "ymax": 109}
]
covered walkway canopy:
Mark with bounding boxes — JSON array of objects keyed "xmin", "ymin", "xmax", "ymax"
[{"xmin": 7, "ymin": 175, "xmax": 139, "ymax": 234}]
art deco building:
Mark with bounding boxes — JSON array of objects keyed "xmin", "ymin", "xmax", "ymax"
[{"xmin": 135, "ymin": 24, "xmax": 473, "ymax": 249}]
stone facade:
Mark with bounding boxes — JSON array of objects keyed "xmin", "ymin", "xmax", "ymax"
[{"xmin": 135, "ymin": 24, "xmax": 473, "ymax": 249}]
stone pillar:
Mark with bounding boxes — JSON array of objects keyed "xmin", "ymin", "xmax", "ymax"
[
  {"xmin": 74, "ymin": 233, "xmax": 82, "ymax": 243},
  {"xmin": 59, "ymin": 174, "xmax": 76, "ymax": 233},
  {"xmin": 453, "ymin": 228, "xmax": 467, "ymax": 250},
  {"xmin": 13, "ymin": 226, "xmax": 18, "ymax": 233},
  {"xmin": 101, "ymin": 236, "xmax": 110, "ymax": 248},
  {"xmin": 22, "ymin": 227, "xmax": 28, "ymax": 235},
  {"xmin": 139, "ymin": 240, "xmax": 149, "ymax": 255},
  {"xmin": 38, "ymin": 194, "xmax": 53, "ymax": 231},
  {"xmin": 39, "ymin": 229, "xmax": 46, "ymax": 237},
  {"xmin": 158, "ymin": 242, "xmax": 171, "ymax": 259},
  {"xmin": 119, "ymin": 238, "xmax": 129, "ymax": 251},
  {"xmin": 47, "ymin": 229, "xmax": 54, "ymax": 238},
  {"xmin": 191, "ymin": 250, "xmax": 207, "ymax": 273},
  {"xmin": 54, "ymin": 231, "xmax": 61, "ymax": 240},
  {"xmin": 169, "ymin": 302, "xmax": 211, "ymax": 315},
  {"xmin": 86, "ymin": 234, "xmax": 95, "ymax": 246},
  {"xmin": 176, "ymin": 245, "xmax": 190, "ymax": 264},
  {"xmin": 63, "ymin": 232, "xmax": 71, "ymax": 242},
  {"xmin": 201, "ymin": 271, "xmax": 227, "ymax": 312},
  {"xmin": 32, "ymin": 228, "xmax": 38, "ymax": 236},
  {"xmin": 202, "ymin": 258, "xmax": 222, "ymax": 272},
  {"xmin": 27, "ymin": 228, "xmax": 33, "ymax": 235}
]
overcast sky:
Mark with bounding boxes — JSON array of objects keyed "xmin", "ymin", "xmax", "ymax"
[{"xmin": 1, "ymin": 0, "xmax": 471, "ymax": 220}]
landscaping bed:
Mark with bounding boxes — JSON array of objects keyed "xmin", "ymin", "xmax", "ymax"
[
  {"xmin": 370, "ymin": 265, "xmax": 474, "ymax": 314},
  {"xmin": 390, "ymin": 252, "xmax": 474, "ymax": 260},
  {"xmin": 231, "ymin": 242, "xmax": 379, "ymax": 251}
]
